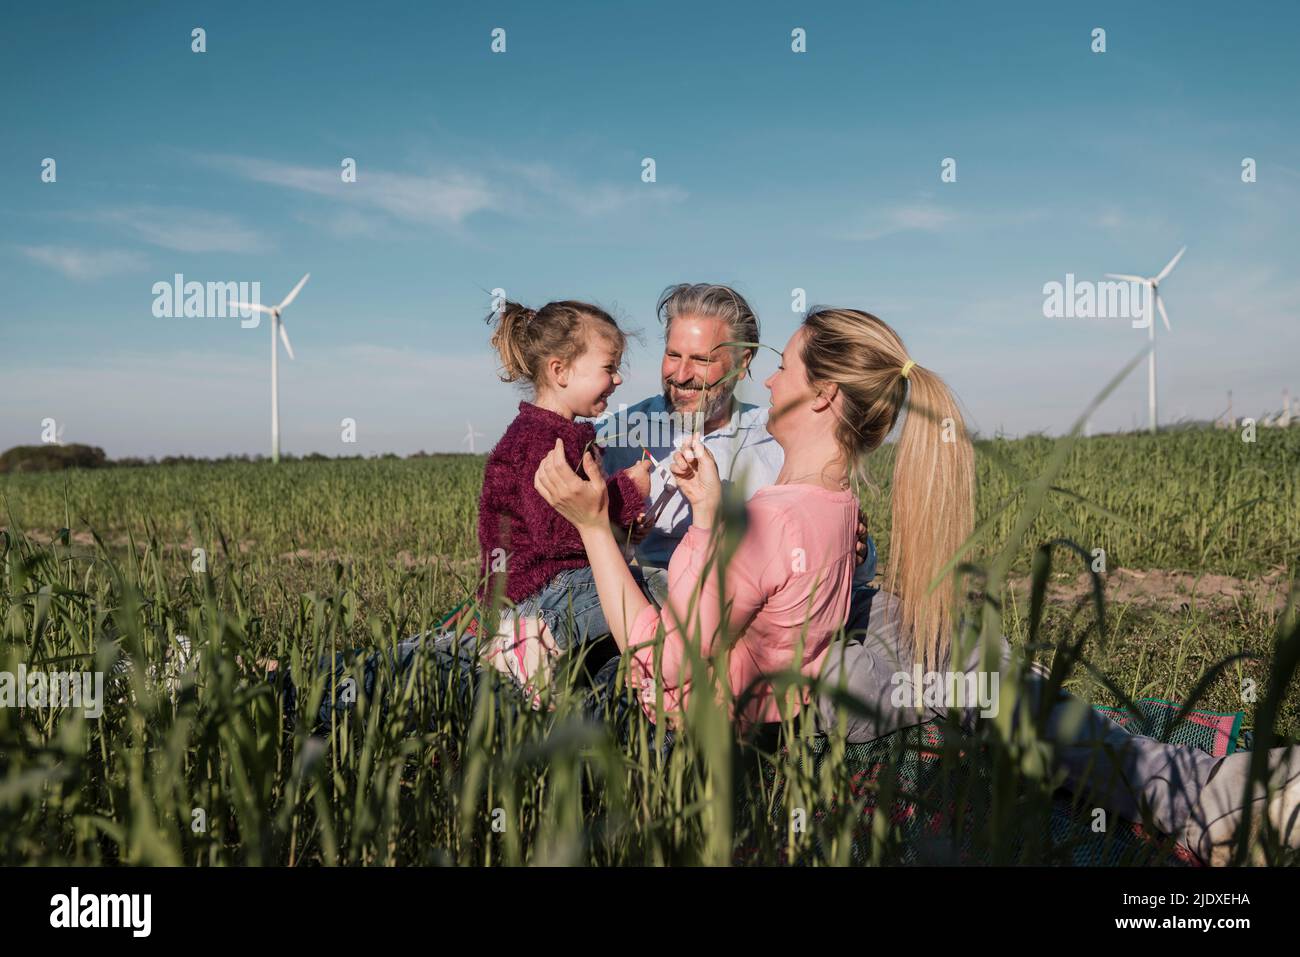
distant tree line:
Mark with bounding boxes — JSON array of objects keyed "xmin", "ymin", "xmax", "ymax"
[{"xmin": 0, "ymin": 444, "xmax": 476, "ymax": 474}]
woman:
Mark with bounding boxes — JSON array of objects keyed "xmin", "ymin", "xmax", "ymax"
[{"xmin": 535, "ymin": 306, "xmax": 1300, "ymax": 866}]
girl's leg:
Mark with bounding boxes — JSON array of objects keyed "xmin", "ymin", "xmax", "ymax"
[
  {"xmin": 525, "ymin": 566, "xmax": 659, "ymax": 653},
  {"xmin": 276, "ymin": 631, "xmax": 483, "ymax": 735}
]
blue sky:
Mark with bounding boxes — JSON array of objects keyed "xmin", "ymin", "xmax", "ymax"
[{"xmin": 2, "ymin": 1, "xmax": 1297, "ymax": 456}]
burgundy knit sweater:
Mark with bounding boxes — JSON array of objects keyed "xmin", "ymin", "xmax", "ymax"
[{"xmin": 478, "ymin": 402, "xmax": 644, "ymax": 604}]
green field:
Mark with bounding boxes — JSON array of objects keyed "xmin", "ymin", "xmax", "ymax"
[{"xmin": 1, "ymin": 426, "xmax": 1297, "ymax": 865}]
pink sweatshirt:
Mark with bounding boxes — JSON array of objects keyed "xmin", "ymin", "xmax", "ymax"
[{"xmin": 625, "ymin": 484, "xmax": 859, "ymax": 727}]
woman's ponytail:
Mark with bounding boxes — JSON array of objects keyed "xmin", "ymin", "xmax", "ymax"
[
  {"xmin": 800, "ymin": 308, "xmax": 975, "ymax": 670},
  {"xmin": 888, "ymin": 363, "xmax": 974, "ymax": 671}
]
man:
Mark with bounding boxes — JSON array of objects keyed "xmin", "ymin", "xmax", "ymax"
[{"xmin": 599, "ymin": 283, "xmax": 877, "ymax": 605}]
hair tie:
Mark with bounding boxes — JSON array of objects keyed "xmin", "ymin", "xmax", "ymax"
[{"xmin": 900, "ymin": 359, "xmax": 917, "ymax": 380}]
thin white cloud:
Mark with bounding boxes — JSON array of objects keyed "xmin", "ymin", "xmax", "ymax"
[
  {"xmin": 213, "ymin": 154, "xmax": 498, "ymax": 226},
  {"xmin": 18, "ymin": 245, "xmax": 149, "ymax": 280},
  {"xmin": 298, "ymin": 208, "xmax": 392, "ymax": 240},
  {"xmin": 199, "ymin": 153, "xmax": 685, "ymax": 236},
  {"xmin": 843, "ymin": 204, "xmax": 957, "ymax": 241},
  {"xmin": 501, "ymin": 160, "xmax": 688, "ymax": 217},
  {"xmin": 90, "ymin": 206, "xmax": 270, "ymax": 253}
]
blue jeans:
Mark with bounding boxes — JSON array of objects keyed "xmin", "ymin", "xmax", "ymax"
[
  {"xmin": 514, "ymin": 565, "xmax": 659, "ymax": 653},
  {"xmin": 277, "ymin": 631, "xmax": 483, "ymax": 736},
  {"xmin": 278, "ymin": 565, "xmax": 662, "ymax": 738},
  {"xmin": 276, "ymin": 631, "xmax": 674, "ymax": 763}
]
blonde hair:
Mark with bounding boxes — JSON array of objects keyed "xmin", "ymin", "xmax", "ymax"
[
  {"xmin": 486, "ymin": 300, "xmax": 624, "ymax": 387},
  {"xmin": 800, "ymin": 308, "xmax": 975, "ymax": 670}
]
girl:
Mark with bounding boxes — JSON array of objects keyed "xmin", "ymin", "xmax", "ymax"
[
  {"xmin": 535, "ymin": 306, "xmax": 1300, "ymax": 866},
  {"xmin": 476, "ymin": 299, "xmax": 652, "ymax": 684},
  {"xmin": 267, "ymin": 300, "xmax": 654, "ymax": 724}
]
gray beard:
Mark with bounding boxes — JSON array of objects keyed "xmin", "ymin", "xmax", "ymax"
[{"xmin": 662, "ymin": 383, "xmax": 735, "ymax": 431}]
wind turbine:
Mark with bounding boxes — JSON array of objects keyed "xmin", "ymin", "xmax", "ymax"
[
  {"xmin": 462, "ymin": 421, "xmax": 484, "ymax": 454},
  {"xmin": 1107, "ymin": 246, "xmax": 1185, "ymax": 434},
  {"xmin": 231, "ymin": 273, "xmax": 310, "ymax": 463}
]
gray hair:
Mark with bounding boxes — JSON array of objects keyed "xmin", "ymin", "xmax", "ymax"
[{"xmin": 656, "ymin": 283, "xmax": 760, "ymax": 363}]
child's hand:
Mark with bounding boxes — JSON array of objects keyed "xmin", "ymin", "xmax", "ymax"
[
  {"xmin": 629, "ymin": 511, "xmax": 652, "ymax": 544},
  {"xmin": 623, "ymin": 459, "xmax": 652, "ymax": 499}
]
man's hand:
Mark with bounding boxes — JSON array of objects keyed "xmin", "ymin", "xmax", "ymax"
[{"xmin": 855, "ymin": 508, "xmax": 870, "ymax": 568}]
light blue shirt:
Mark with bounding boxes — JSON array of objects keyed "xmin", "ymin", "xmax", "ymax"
[
  {"xmin": 598, "ymin": 394, "xmax": 787, "ymax": 567},
  {"xmin": 598, "ymin": 393, "xmax": 878, "ymax": 585}
]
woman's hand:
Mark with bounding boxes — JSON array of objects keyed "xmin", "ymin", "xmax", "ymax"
[
  {"xmin": 670, "ymin": 436, "xmax": 722, "ymax": 529},
  {"xmin": 534, "ymin": 439, "xmax": 609, "ymax": 532}
]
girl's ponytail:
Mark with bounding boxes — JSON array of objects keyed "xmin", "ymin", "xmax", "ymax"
[{"xmin": 488, "ymin": 301, "xmax": 538, "ymax": 383}]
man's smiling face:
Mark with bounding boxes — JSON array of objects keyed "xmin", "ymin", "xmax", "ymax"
[{"xmin": 660, "ymin": 313, "xmax": 747, "ymax": 421}]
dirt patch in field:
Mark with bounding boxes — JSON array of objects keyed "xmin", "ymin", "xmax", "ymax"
[
  {"xmin": 279, "ymin": 547, "xmax": 347, "ymax": 563},
  {"xmin": 1009, "ymin": 566, "xmax": 1294, "ymax": 613},
  {"xmin": 395, "ymin": 550, "xmax": 477, "ymax": 569},
  {"xmin": 7, "ymin": 528, "xmax": 256, "ymax": 555},
  {"xmin": 274, "ymin": 548, "xmax": 477, "ymax": 569}
]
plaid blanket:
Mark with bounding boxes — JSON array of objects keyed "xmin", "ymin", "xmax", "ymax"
[
  {"xmin": 436, "ymin": 604, "xmax": 1243, "ymax": 865},
  {"xmin": 737, "ymin": 698, "xmax": 1245, "ymax": 866}
]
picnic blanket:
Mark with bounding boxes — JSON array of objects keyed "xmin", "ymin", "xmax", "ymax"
[
  {"xmin": 736, "ymin": 698, "xmax": 1245, "ymax": 866},
  {"xmin": 435, "ymin": 603, "xmax": 1244, "ymax": 865}
]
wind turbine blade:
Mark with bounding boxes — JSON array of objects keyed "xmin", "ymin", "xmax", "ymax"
[
  {"xmin": 1156, "ymin": 294, "xmax": 1171, "ymax": 332},
  {"xmin": 1105, "ymin": 274, "xmax": 1145, "ymax": 283},
  {"xmin": 278, "ymin": 272, "xmax": 311, "ymax": 310},
  {"xmin": 278, "ymin": 320, "xmax": 296, "ymax": 360},
  {"xmin": 230, "ymin": 301, "xmax": 274, "ymax": 315},
  {"xmin": 1155, "ymin": 246, "xmax": 1186, "ymax": 283}
]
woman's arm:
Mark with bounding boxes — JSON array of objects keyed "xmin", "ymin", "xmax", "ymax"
[
  {"xmin": 533, "ymin": 438, "xmax": 652, "ymax": 651},
  {"xmin": 624, "ymin": 504, "xmax": 782, "ymax": 693},
  {"xmin": 533, "ymin": 436, "xmax": 732, "ymax": 662},
  {"xmin": 575, "ymin": 522, "xmax": 651, "ymax": 652}
]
